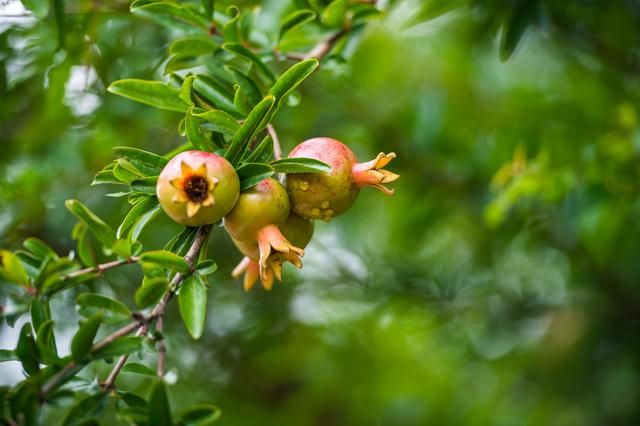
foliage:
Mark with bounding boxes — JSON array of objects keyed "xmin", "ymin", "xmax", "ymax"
[{"xmin": 1, "ymin": 0, "xmax": 640, "ymax": 425}]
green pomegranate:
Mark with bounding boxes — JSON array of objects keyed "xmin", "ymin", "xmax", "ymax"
[
  {"xmin": 286, "ymin": 137, "xmax": 399, "ymax": 221},
  {"xmin": 156, "ymin": 150, "xmax": 239, "ymax": 226}
]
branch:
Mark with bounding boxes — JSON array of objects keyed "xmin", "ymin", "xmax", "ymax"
[
  {"xmin": 304, "ymin": 28, "xmax": 350, "ymax": 61},
  {"xmin": 41, "ymin": 226, "xmax": 212, "ymax": 396},
  {"xmin": 60, "ymin": 257, "xmax": 139, "ymax": 282},
  {"xmin": 267, "ymin": 124, "xmax": 282, "ymax": 160},
  {"xmin": 156, "ymin": 314, "xmax": 166, "ymax": 379}
]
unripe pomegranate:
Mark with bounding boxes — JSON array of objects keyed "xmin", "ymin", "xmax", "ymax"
[
  {"xmin": 157, "ymin": 150, "xmax": 239, "ymax": 226},
  {"xmin": 231, "ymin": 212, "xmax": 314, "ymax": 291},
  {"xmin": 224, "ymin": 178, "xmax": 304, "ymax": 290},
  {"xmin": 286, "ymin": 137, "xmax": 399, "ymax": 221}
]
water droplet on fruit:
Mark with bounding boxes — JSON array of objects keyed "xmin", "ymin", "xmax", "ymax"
[
  {"xmin": 311, "ymin": 208, "xmax": 320, "ymax": 216},
  {"xmin": 321, "ymin": 201, "xmax": 330, "ymax": 208},
  {"xmin": 299, "ymin": 181, "xmax": 310, "ymax": 191}
]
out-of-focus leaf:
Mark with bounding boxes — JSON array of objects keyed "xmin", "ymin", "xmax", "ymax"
[
  {"xmin": 118, "ymin": 390, "xmax": 149, "ymax": 408},
  {"xmin": 36, "ymin": 320, "xmax": 58, "ymax": 365},
  {"xmin": 170, "ymin": 36, "xmax": 219, "ymax": 57},
  {"xmin": 63, "ymin": 391, "xmax": 108, "ymax": 426},
  {"xmin": 279, "ymin": 9, "xmax": 316, "ymax": 41},
  {"xmin": 500, "ymin": 2, "xmax": 535, "ymax": 61},
  {"xmin": 135, "ymin": 276, "xmax": 168, "ymax": 308},
  {"xmin": 76, "ymin": 294, "xmax": 132, "ymax": 324},
  {"xmin": 179, "ymin": 404, "xmax": 221, "ymax": 425},
  {"xmin": 222, "ymin": 43, "xmax": 276, "ymax": 83},
  {"xmin": 131, "ymin": 0, "xmax": 209, "ymax": 31},
  {"xmin": 201, "ymin": 0, "xmax": 214, "ymax": 20},
  {"xmin": 269, "ymin": 59, "xmax": 318, "ymax": 110},
  {"xmin": 223, "ymin": 6, "xmax": 241, "ymax": 43},
  {"xmin": 179, "ymin": 275, "xmax": 207, "ymax": 339},
  {"xmin": 404, "ymin": 0, "xmax": 469, "ymax": 28},
  {"xmin": 0, "ymin": 349, "xmax": 17, "ymax": 362},
  {"xmin": 72, "ymin": 222, "xmax": 96, "ymax": 267},
  {"xmin": 149, "ymin": 381, "xmax": 173, "ymax": 426},
  {"xmin": 23, "ymin": 238, "xmax": 57, "ymax": 261},
  {"xmin": 93, "ymin": 336, "xmax": 144, "ymax": 360},
  {"xmin": 22, "ymin": 0, "xmax": 50, "ymax": 19},
  {"xmin": 30, "ymin": 298, "xmax": 48, "ymax": 332},
  {"xmin": 15, "ymin": 324, "xmax": 39, "ymax": 375},
  {"xmin": 236, "ymin": 163, "xmax": 274, "ymax": 191},
  {"xmin": 322, "ymin": 0, "xmax": 347, "ymax": 27},
  {"xmin": 71, "ymin": 313, "xmax": 103, "ymax": 361},
  {"xmin": 225, "ymin": 95, "xmax": 275, "ymax": 165},
  {"xmin": 195, "ymin": 260, "xmax": 217, "ymax": 276},
  {"xmin": 53, "ymin": 0, "xmax": 65, "ymax": 49},
  {"xmin": 270, "ymin": 157, "xmax": 331, "ymax": 173},
  {"xmin": 65, "ymin": 200, "xmax": 116, "ymax": 247},
  {"xmin": 108, "ymin": 79, "xmax": 189, "ymax": 112},
  {"xmin": 141, "ymin": 250, "xmax": 190, "ymax": 273},
  {"xmin": 0, "ymin": 250, "xmax": 30, "ymax": 287},
  {"xmin": 122, "ymin": 362, "xmax": 156, "ymax": 377}
]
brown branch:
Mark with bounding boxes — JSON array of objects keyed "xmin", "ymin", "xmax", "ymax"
[
  {"xmin": 61, "ymin": 256, "xmax": 139, "ymax": 282},
  {"xmin": 156, "ymin": 314, "xmax": 166, "ymax": 379},
  {"xmin": 41, "ymin": 226, "xmax": 212, "ymax": 396},
  {"xmin": 267, "ymin": 124, "xmax": 282, "ymax": 160},
  {"xmin": 304, "ymin": 28, "xmax": 350, "ymax": 61}
]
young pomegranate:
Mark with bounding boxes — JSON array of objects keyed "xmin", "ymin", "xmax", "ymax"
[
  {"xmin": 223, "ymin": 178, "xmax": 304, "ymax": 290},
  {"xmin": 231, "ymin": 212, "xmax": 314, "ymax": 291},
  {"xmin": 286, "ymin": 137, "xmax": 399, "ymax": 221},
  {"xmin": 156, "ymin": 150, "xmax": 239, "ymax": 226}
]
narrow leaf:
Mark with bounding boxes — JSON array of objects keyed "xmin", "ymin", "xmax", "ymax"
[
  {"xmin": 76, "ymin": 294, "xmax": 132, "ymax": 324},
  {"xmin": 122, "ymin": 362, "xmax": 156, "ymax": 377},
  {"xmin": 269, "ymin": 59, "xmax": 318, "ymax": 109},
  {"xmin": 222, "ymin": 43, "xmax": 276, "ymax": 83},
  {"xmin": 224, "ymin": 95, "xmax": 275, "ymax": 165},
  {"xmin": 140, "ymin": 251, "xmax": 190, "ymax": 273},
  {"xmin": 179, "ymin": 276, "xmax": 207, "ymax": 339},
  {"xmin": 270, "ymin": 157, "xmax": 331, "ymax": 174},
  {"xmin": 180, "ymin": 404, "xmax": 221, "ymax": 425},
  {"xmin": 65, "ymin": 200, "xmax": 116, "ymax": 247},
  {"xmin": 279, "ymin": 9, "xmax": 316, "ymax": 41},
  {"xmin": 135, "ymin": 277, "xmax": 168, "ymax": 308},
  {"xmin": 71, "ymin": 314, "xmax": 103, "ymax": 361},
  {"xmin": 108, "ymin": 79, "xmax": 189, "ymax": 112},
  {"xmin": 149, "ymin": 381, "xmax": 173, "ymax": 426},
  {"xmin": 93, "ymin": 336, "xmax": 144, "ymax": 359},
  {"xmin": 63, "ymin": 392, "xmax": 108, "ymax": 426}
]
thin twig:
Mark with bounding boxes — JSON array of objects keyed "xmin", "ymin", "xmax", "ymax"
[
  {"xmin": 61, "ymin": 257, "xmax": 139, "ymax": 282},
  {"xmin": 156, "ymin": 314, "xmax": 165, "ymax": 379},
  {"xmin": 304, "ymin": 28, "xmax": 350, "ymax": 61},
  {"xmin": 102, "ymin": 324, "xmax": 148, "ymax": 389},
  {"xmin": 267, "ymin": 124, "xmax": 282, "ymax": 160}
]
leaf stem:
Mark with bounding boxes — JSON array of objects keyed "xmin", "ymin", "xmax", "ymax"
[{"xmin": 60, "ymin": 256, "xmax": 140, "ymax": 282}]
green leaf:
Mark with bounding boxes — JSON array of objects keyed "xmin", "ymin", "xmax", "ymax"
[
  {"xmin": 131, "ymin": 0, "xmax": 209, "ymax": 31},
  {"xmin": 30, "ymin": 298, "xmax": 49, "ymax": 332},
  {"xmin": 149, "ymin": 381, "xmax": 173, "ymax": 426},
  {"xmin": 63, "ymin": 392, "xmax": 108, "ymax": 426},
  {"xmin": 130, "ymin": 204, "xmax": 162, "ymax": 241},
  {"xmin": 500, "ymin": 2, "xmax": 534, "ymax": 61},
  {"xmin": 76, "ymin": 294, "xmax": 132, "ymax": 324},
  {"xmin": 130, "ymin": 176, "xmax": 158, "ymax": 194},
  {"xmin": 233, "ymin": 84, "xmax": 251, "ymax": 116},
  {"xmin": 236, "ymin": 163, "xmax": 274, "ymax": 191},
  {"xmin": 192, "ymin": 75, "xmax": 238, "ymax": 116},
  {"xmin": 118, "ymin": 196, "xmax": 159, "ymax": 239},
  {"xmin": 224, "ymin": 95, "xmax": 275, "ymax": 165},
  {"xmin": 279, "ymin": 9, "xmax": 316, "ymax": 41},
  {"xmin": 141, "ymin": 250, "xmax": 190, "ymax": 273},
  {"xmin": 180, "ymin": 404, "xmax": 221, "ymax": 425},
  {"xmin": 244, "ymin": 134, "xmax": 273, "ymax": 163},
  {"xmin": 0, "ymin": 250, "xmax": 30, "ymax": 287},
  {"xmin": 23, "ymin": 238, "xmax": 57, "ymax": 261},
  {"xmin": 108, "ymin": 79, "xmax": 189, "ymax": 112},
  {"xmin": 322, "ymin": 0, "xmax": 347, "ymax": 27},
  {"xmin": 0, "ymin": 349, "xmax": 17, "ymax": 362},
  {"xmin": 269, "ymin": 59, "xmax": 318, "ymax": 109},
  {"xmin": 186, "ymin": 107, "xmax": 215, "ymax": 152},
  {"xmin": 179, "ymin": 275, "xmax": 207, "ymax": 339},
  {"xmin": 135, "ymin": 277, "xmax": 168, "ymax": 308},
  {"xmin": 193, "ymin": 108, "xmax": 240, "ymax": 136},
  {"xmin": 201, "ymin": 0, "xmax": 214, "ymax": 20},
  {"xmin": 118, "ymin": 390, "xmax": 149, "ymax": 408},
  {"xmin": 223, "ymin": 6, "xmax": 241, "ymax": 43},
  {"xmin": 271, "ymin": 157, "xmax": 331, "ymax": 174},
  {"xmin": 92, "ymin": 169, "xmax": 124, "ymax": 186},
  {"xmin": 225, "ymin": 66, "xmax": 262, "ymax": 109},
  {"xmin": 170, "ymin": 36, "xmax": 219, "ymax": 57},
  {"xmin": 22, "ymin": 0, "xmax": 50, "ymax": 19},
  {"xmin": 113, "ymin": 147, "xmax": 168, "ymax": 170},
  {"xmin": 93, "ymin": 336, "xmax": 144, "ymax": 360},
  {"xmin": 65, "ymin": 200, "xmax": 116, "ymax": 247},
  {"xmin": 222, "ymin": 43, "xmax": 276, "ymax": 83},
  {"xmin": 195, "ymin": 260, "xmax": 217, "ymax": 276},
  {"xmin": 53, "ymin": 0, "xmax": 65, "ymax": 49},
  {"xmin": 72, "ymin": 222, "xmax": 96, "ymax": 267},
  {"xmin": 122, "ymin": 362, "xmax": 156, "ymax": 377},
  {"xmin": 15, "ymin": 324, "xmax": 39, "ymax": 375},
  {"xmin": 405, "ymin": 0, "xmax": 469, "ymax": 28},
  {"xmin": 71, "ymin": 314, "xmax": 103, "ymax": 361},
  {"xmin": 36, "ymin": 320, "xmax": 58, "ymax": 365}
]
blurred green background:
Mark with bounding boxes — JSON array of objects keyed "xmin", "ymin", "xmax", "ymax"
[{"xmin": 1, "ymin": 0, "xmax": 640, "ymax": 425}]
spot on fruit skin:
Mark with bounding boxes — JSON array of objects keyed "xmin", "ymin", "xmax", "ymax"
[
  {"xmin": 321, "ymin": 201, "xmax": 330, "ymax": 208},
  {"xmin": 299, "ymin": 180, "xmax": 310, "ymax": 191},
  {"xmin": 311, "ymin": 208, "xmax": 320, "ymax": 216}
]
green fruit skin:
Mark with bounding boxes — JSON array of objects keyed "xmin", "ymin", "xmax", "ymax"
[
  {"xmin": 286, "ymin": 138, "xmax": 359, "ymax": 221},
  {"xmin": 223, "ymin": 178, "xmax": 290, "ymax": 242},
  {"xmin": 156, "ymin": 150, "xmax": 239, "ymax": 227},
  {"xmin": 232, "ymin": 212, "xmax": 314, "ymax": 259}
]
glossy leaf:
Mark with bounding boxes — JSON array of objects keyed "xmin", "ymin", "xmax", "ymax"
[
  {"xmin": 236, "ymin": 163, "xmax": 274, "ymax": 191},
  {"xmin": 130, "ymin": 204, "xmax": 162, "ymax": 241},
  {"xmin": 322, "ymin": 0, "xmax": 347, "ymax": 27},
  {"xmin": 186, "ymin": 107, "xmax": 215, "ymax": 152},
  {"xmin": 141, "ymin": 250, "xmax": 190, "ymax": 273},
  {"xmin": 71, "ymin": 313, "xmax": 103, "ymax": 361},
  {"xmin": 243, "ymin": 134, "xmax": 273, "ymax": 163},
  {"xmin": 76, "ymin": 293, "xmax": 132, "ymax": 324},
  {"xmin": 193, "ymin": 108, "xmax": 240, "ymax": 136},
  {"xmin": 179, "ymin": 275, "xmax": 207, "ymax": 339},
  {"xmin": 195, "ymin": 260, "xmax": 217, "ymax": 276},
  {"xmin": 93, "ymin": 336, "xmax": 144, "ymax": 360},
  {"xmin": 108, "ymin": 79, "xmax": 189, "ymax": 112},
  {"xmin": 222, "ymin": 43, "xmax": 276, "ymax": 83},
  {"xmin": 170, "ymin": 36, "xmax": 219, "ymax": 57},
  {"xmin": 23, "ymin": 238, "xmax": 57, "ymax": 261},
  {"xmin": 65, "ymin": 200, "xmax": 116, "ymax": 247},
  {"xmin": 269, "ymin": 59, "xmax": 318, "ymax": 109},
  {"xmin": 63, "ymin": 392, "xmax": 108, "ymax": 426},
  {"xmin": 0, "ymin": 250, "xmax": 30, "ymax": 287},
  {"xmin": 135, "ymin": 276, "xmax": 168, "ymax": 308},
  {"xmin": 131, "ymin": 0, "xmax": 209, "ymax": 31},
  {"xmin": 118, "ymin": 196, "xmax": 159, "ymax": 239},
  {"xmin": 15, "ymin": 324, "xmax": 39, "ymax": 375},
  {"xmin": 149, "ymin": 381, "xmax": 173, "ymax": 426},
  {"xmin": 225, "ymin": 66, "xmax": 262, "ymax": 108},
  {"xmin": 130, "ymin": 176, "xmax": 158, "ymax": 194},
  {"xmin": 193, "ymin": 75, "xmax": 238, "ymax": 116},
  {"xmin": 223, "ymin": 6, "xmax": 241, "ymax": 43},
  {"xmin": 122, "ymin": 362, "xmax": 156, "ymax": 377},
  {"xmin": 270, "ymin": 157, "xmax": 331, "ymax": 174},
  {"xmin": 36, "ymin": 320, "xmax": 58, "ymax": 365},
  {"xmin": 113, "ymin": 147, "xmax": 168, "ymax": 170},
  {"xmin": 225, "ymin": 95, "xmax": 275, "ymax": 165}
]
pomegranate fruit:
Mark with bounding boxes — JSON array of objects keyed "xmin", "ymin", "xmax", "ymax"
[
  {"xmin": 156, "ymin": 150, "xmax": 239, "ymax": 226},
  {"xmin": 231, "ymin": 212, "xmax": 314, "ymax": 291},
  {"xmin": 224, "ymin": 178, "xmax": 305, "ymax": 290},
  {"xmin": 286, "ymin": 137, "xmax": 399, "ymax": 221}
]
